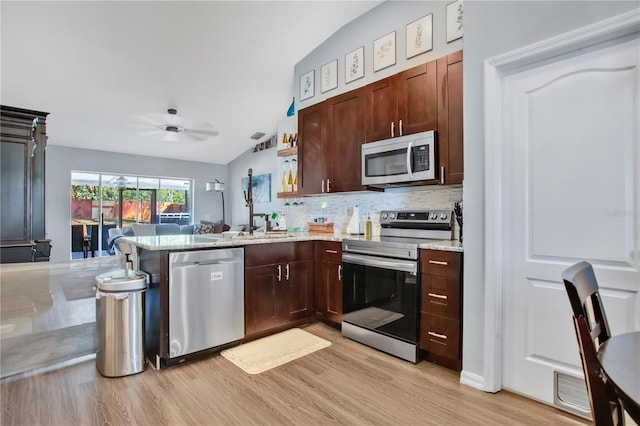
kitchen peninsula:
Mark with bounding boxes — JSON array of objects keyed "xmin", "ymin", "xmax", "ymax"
[{"xmin": 123, "ymin": 232, "xmax": 462, "ymax": 370}]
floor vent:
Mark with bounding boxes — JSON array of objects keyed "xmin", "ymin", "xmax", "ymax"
[{"xmin": 553, "ymin": 371, "xmax": 591, "ymax": 420}]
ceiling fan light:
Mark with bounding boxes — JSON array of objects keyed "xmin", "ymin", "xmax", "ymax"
[{"xmin": 158, "ymin": 124, "xmax": 186, "ymax": 133}]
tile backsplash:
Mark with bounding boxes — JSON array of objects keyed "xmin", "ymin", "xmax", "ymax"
[{"xmin": 277, "ymin": 185, "xmax": 462, "ymax": 235}]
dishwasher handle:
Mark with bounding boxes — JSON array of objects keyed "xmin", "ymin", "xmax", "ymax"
[{"xmin": 174, "ymin": 258, "xmax": 241, "ymax": 267}]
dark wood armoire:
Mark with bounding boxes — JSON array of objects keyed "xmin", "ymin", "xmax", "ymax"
[{"xmin": 1, "ymin": 105, "xmax": 52, "ymax": 263}]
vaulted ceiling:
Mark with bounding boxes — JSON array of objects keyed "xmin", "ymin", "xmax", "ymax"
[{"xmin": 1, "ymin": 1, "xmax": 381, "ymax": 165}]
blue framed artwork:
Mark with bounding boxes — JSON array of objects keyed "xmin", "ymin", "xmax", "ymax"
[{"xmin": 242, "ymin": 173, "xmax": 271, "ymax": 203}]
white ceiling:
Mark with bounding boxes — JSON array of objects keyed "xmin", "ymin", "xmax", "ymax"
[{"xmin": 1, "ymin": 1, "xmax": 381, "ymax": 165}]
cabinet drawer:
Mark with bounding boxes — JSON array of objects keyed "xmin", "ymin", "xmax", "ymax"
[
  {"xmin": 419, "ymin": 314, "xmax": 460, "ymax": 360},
  {"xmin": 317, "ymin": 241, "xmax": 342, "ymax": 263},
  {"xmin": 421, "ymin": 274, "xmax": 460, "ymax": 319},
  {"xmin": 420, "ymin": 250, "xmax": 461, "ymax": 278},
  {"xmin": 245, "ymin": 241, "xmax": 314, "ymax": 267}
]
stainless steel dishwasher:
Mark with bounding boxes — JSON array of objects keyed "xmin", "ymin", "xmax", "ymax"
[{"xmin": 168, "ymin": 248, "xmax": 244, "ymax": 359}]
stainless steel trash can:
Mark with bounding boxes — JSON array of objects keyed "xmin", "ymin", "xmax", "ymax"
[{"xmin": 95, "ymin": 269, "xmax": 148, "ymax": 377}]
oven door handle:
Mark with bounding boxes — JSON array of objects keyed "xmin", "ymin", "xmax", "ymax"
[{"xmin": 342, "ymin": 253, "xmax": 417, "ymax": 273}]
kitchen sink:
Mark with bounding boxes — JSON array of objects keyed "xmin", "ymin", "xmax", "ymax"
[{"xmin": 221, "ymin": 231, "xmax": 292, "ymax": 240}]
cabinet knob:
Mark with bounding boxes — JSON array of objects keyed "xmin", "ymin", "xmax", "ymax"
[
  {"xmin": 391, "ymin": 121, "xmax": 395, "ymax": 138},
  {"xmin": 399, "ymin": 120, "xmax": 403, "ymax": 136},
  {"xmin": 327, "ymin": 179, "xmax": 331, "ymax": 192},
  {"xmin": 338, "ymin": 264, "xmax": 343, "ymax": 281},
  {"xmin": 428, "ymin": 260, "xmax": 448, "ymax": 266},
  {"xmin": 440, "ymin": 166, "xmax": 445, "ymax": 185},
  {"xmin": 277, "ymin": 264, "xmax": 282, "ymax": 281},
  {"xmin": 321, "ymin": 179, "xmax": 325, "ymax": 193},
  {"xmin": 285, "ymin": 264, "xmax": 290, "ymax": 280}
]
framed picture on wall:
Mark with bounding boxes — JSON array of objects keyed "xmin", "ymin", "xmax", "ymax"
[
  {"xmin": 446, "ymin": 0, "xmax": 464, "ymax": 42},
  {"xmin": 345, "ymin": 46, "xmax": 364, "ymax": 83},
  {"xmin": 241, "ymin": 173, "xmax": 271, "ymax": 203},
  {"xmin": 406, "ymin": 14, "xmax": 433, "ymax": 59},
  {"xmin": 321, "ymin": 59, "xmax": 338, "ymax": 93},
  {"xmin": 373, "ymin": 31, "xmax": 396, "ymax": 72},
  {"xmin": 300, "ymin": 70, "xmax": 315, "ymax": 101}
]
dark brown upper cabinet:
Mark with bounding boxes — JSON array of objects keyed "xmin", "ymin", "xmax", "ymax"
[
  {"xmin": 436, "ymin": 50, "xmax": 464, "ymax": 185},
  {"xmin": 298, "ymin": 103, "xmax": 325, "ymax": 195},
  {"xmin": 298, "ymin": 88, "xmax": 365, "ymax": 195},
  {"xmin": 298, "ymin": 51, "xmax": 463, "ymax": 190},
  {"xmin": 365, "ymin": 60, "xmax": 438, "ymax": 143},
  {"xmin": 324, "ymin": 88, "xmax": 365, "ymax": 193}
]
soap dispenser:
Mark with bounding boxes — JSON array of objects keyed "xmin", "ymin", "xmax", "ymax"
[{"xmin": 364, "ymin": 214, "xmax": 373, "ymax": 240}]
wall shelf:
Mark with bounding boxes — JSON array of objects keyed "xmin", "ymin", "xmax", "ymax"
[
  {"xmin": 277, "ymin": 191, "xmax": 299, "ymax": 199},
  {"xmin": 277, "ymin": 146, "xmax": 298, "ymax": 157}
]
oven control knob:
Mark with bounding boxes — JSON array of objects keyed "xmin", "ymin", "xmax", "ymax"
[
  {"xmin": 381, "ymin": 213, "xmax": 388, "ymax": 219},
  {"xmin": 390, "ymin": 213, "xmax": 396, "ymax": 219},
  {"xmin": 440, "ymin": 213, "xmax": 448, "ymax": 220},
  {"xmin": 430, "ymin": 213, "xmax": 437, "ymax": 220}
]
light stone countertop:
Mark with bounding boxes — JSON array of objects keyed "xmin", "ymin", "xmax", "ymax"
[
  {"xmin": 0, "ymin": 254, "xmax": 125, "ymax": 273},
  {"xmin": 419, "ymin": 239, "xmax": 464, "ymax": 252},
  {"xmin": 121, "ymin": 233, "xmax": 463, "ymax": 253}
]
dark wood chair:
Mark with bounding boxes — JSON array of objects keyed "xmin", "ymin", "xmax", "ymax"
[
  {"xmin": 71, "ymin": 225, "xmax": 88, "ymax": 258},
  {"xmin": 562, "ymin": 261, "xmax": 624, "ymax": 426},
  {"xmin": 85, "ymin": 224, "xmax": 98, "ymax": 257}
]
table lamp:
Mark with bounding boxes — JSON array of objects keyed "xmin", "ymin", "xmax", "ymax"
[{"xmin": 206, "ymin": 180, "xmax": 225, "ymax": 226}]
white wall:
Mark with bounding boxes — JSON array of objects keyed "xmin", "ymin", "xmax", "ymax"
[
  {"xmin": 462, "ymin": 1, "xmax": 639, "ymax": 387},
  {"xmin": 229, "ymin": 1, "xmax": 466, "ymax": 231},
  {"xmin": 46, "ymin": 146, "xmax": 227, "ymax": 262},
  {"xmin": 294, "ymin": 0, "xmax": 462, "ymax": 111},
  {"xmin": 227, "ymin": 146, "xmax": 280, "ymax": 227}
]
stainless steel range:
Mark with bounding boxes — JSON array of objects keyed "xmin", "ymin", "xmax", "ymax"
[{"xmin": 341, "ymin": 210, "xmax": 453, "ymax": 363}]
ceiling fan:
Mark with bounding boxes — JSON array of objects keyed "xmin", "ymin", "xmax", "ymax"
[{"xmin": 133, "ymin": 108, "xmax": 219, "ymax": 142}]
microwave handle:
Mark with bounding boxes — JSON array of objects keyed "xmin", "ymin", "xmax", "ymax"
[{"xmin": 406, "ymin": 142, "xmax": 414, "ymax": 178}]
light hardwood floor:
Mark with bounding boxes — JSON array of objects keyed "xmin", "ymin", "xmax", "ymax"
[{"xmin": 1, "ymin": 322, "xmax": 588, "ymax": 426}]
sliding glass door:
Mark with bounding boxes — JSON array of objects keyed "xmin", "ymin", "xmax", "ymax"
[{"xmin": 70, "ymin": 172, "xmax": 192, "ymax": 259}]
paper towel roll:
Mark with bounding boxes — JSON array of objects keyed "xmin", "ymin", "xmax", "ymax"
[{"xmin": 347, "ymin": 205, "xmax": 360, "ymax": 235}]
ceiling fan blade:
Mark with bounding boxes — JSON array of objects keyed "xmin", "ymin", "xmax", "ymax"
[
  {"xmin": 137, "ymin": 129, "xmax": 164, "ymax": 137},
  {"xmin": 131, "ymin": 114, "xmax": 163, "ymax": 128},
  {"xmin": 183, "ymin": 132, "xmax": 207, "ymax": 142},
  {"xmin": 187, "ymin": 128, "xmax": 220, "ymax": 137}
]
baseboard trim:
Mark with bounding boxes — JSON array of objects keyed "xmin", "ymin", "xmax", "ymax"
[{"xmin": 460, "ymin": 370, "xmax": 488, "ymax": 392}]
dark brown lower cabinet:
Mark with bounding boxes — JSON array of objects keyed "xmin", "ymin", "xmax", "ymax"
[
  {"xmin": 244, "ymin": 241, "xmax": 315, "ymax": 340},
  {"xmin": 288, "ymin": 259, "xmax": 314, "ymax": 321},
  {"xmin": 315, "ymin": 241, "xmax": 342, "ymax": 327},
  {"xmin": 244, "ymin": 263, "xmax": 288, "ymax": 335},
  {"xmin": 419, "ymin": 249, "xmax": 463, "ymax": 371}
]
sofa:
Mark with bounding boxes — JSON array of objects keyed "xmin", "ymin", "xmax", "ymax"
[
  {"xmin": 124, "ymin": 220, "xmax": 233, "ymax": 237},
  {"xmin": 130, "ymin": 223, "xmax": 194, "ymax": 236}
]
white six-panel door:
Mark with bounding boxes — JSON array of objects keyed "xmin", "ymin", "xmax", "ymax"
[{"xmin": 500, "ymin": 36, "xmax": 640, "ymax": 404}]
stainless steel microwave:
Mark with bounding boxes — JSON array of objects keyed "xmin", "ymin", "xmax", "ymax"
[{"xmin": 361, "ymin": 130, "xmax": 436, "ymax": 186}]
